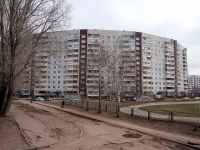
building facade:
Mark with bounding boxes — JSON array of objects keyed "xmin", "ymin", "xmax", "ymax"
[
  {"xmin": 188, "ymin": 75, "xmax": 200, "ymax": 97},
  {"xmin": 21, "ymin": 29, "xmax": 188, "ymax": 97}
]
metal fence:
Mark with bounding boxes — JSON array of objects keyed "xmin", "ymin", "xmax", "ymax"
[
  {"xmin": 66, "ymin": 100, "xmax": 118, "ymax": 113},
  {"xmin": 65, "ymin": 101, "xmax": 200, "ymax": 124},
  {"xmin": 121, "ymin": 107, "xmax": 200, "ymax": 124}
]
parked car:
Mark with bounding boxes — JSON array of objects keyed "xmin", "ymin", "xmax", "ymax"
[
  {"xmin": 70, "ymin": 97, "xmax": 78, "ymax": 101},
  {"xmin": 34, "ymin": 97, "xmax": 44, "ymax": 101},
  {"xmin": 31, "ymin": 97, "xmax": 36, "ymax": 101},
  {"xmin": 194, "ymin": 97, "xmax": 200, "ymax": 100},
  {"xmin": 104, "ymin": 97, "xmax": 111, "ymax": 101},
  {"xmin": 12, "ymin": 96, "xmax": 18, "ymax": 100},
  {"xmin": 44, "ymin": 97, "xmax": 52, "ymax": 101},
  {"xmin": 182, "ymin": 97, "xmax": 190, "ymax": 100},
  {"xmin": 154, "ymin": 95, "xmax": 164, "ymax": 100},
  {"xmin": 26, "ymin": 97, "xmax": 31, "ymax": 100},
  {"xmin": 125, "ymin": 96, "xmax": 136, "ymax": 101},
  {"xmin": 104, "ymin": 97, "xmax": 117, "ymax": 101}
]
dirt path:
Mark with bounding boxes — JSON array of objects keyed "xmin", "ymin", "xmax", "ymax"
[{"xmin": 8, "ymin": 100, "xmax": 199, "ymax": 150}]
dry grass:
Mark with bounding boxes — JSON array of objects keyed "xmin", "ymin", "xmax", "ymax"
[{"xmin": 141, "ymin": 104, "xmax": 200, "ymax": 115}]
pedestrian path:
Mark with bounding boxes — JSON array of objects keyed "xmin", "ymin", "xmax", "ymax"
[{"xmin": 19, "ymin": 100, "xmax": 200, "ymax": 149}]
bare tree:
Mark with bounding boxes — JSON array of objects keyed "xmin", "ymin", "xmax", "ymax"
[
  {"xmin": 0, "ymin": 0, "xmax": 73, "ymax": 116},
  {"xmin": 87, "ymin": 45, "xmax": 108, "ymax": 113}
]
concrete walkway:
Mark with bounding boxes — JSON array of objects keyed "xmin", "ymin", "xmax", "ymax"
[{"xmin": 18, "ymin": 100, "xmax": 200, "ymax": 149}]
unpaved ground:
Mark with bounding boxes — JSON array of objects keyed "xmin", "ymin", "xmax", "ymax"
[
  {"xmin": 0, "ymin": 101, "xmax": 197, "ymax": 150},
  {"xmin": 0, "ymin": 115, "xmax": 29, "ymax": 150}
]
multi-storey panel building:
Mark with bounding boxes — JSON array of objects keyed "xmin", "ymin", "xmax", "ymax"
[
  {"xmin": 188, "ymin": 75, "xmax": 200, "ymax": 96},
  {"xmin": 23, "ymin": 29, "xmax": 188, "ymax": 97}
]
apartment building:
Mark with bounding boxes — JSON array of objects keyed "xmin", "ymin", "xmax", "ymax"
[
  {"xmin": 21, "ymin": 29, "xmax": 188, "ymax": 97},
  {"xmin": 188, "ymin": 75, "xmax": 200, "ymax": 96}
]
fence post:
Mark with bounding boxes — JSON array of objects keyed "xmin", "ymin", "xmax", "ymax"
[
  {"xmin": 75, "ymin": 101, "xmax": 77, "ymax": 106},
  {"xmin": 86, "ymin": 101, "xmax": 89, "ymax": 111},
  {"xmin": 169, "ymin": 112, "xmax": 171, "ymax": 122},
  {"xmin": 131, "ymin": 107, "xmax": 134, "ymax": 116},
  {"xmin": 105, "ymin": 105, "xmax": 108, "ymax": 112},
  {"xmin": 116, "ymin": 106, "xmax": 119, "ymax": 117},
  {"xmin": 170, "ymin": 111, "xmax": 174, "ymax": 122},
  {"xmin": 148, "ymin": 110, "xmax": 151, "ymax": 120}
]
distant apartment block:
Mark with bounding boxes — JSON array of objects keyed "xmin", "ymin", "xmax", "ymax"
[
  {"xmin": 20, "ymin": 29, "xmax": 188, "ymax": 97},
  {"xmin": 188, "ymin": 75, "xmax": 200, "ymax": 96}
]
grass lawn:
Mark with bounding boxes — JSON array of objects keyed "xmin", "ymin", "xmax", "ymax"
[{"xmin": 141, "ymin": 104, "xmax": 200, "ymax": 115}]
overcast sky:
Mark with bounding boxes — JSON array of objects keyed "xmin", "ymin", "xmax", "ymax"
[{"xmin": 69, "ymin": 0, "xmax": 200, "ymax": 75}]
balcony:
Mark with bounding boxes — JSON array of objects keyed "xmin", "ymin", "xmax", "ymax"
[{"xmin": 66, "ymin": 88, "xmax": 78, "ymax": 92}]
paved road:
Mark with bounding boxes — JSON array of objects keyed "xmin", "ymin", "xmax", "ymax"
[{"xmin": 121, "ymin": 101, "xmax": 200, "ymax": 123}]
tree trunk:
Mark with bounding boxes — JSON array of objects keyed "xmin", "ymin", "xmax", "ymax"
[
  {"xmin": 1, "ymin": 80, "xmax": 14, "ymax": 116},
  {"xmin": 98, "ymin": 79, "xmax": 101, "ymax": 113},
  {"xmin": 0, "ymin": 86, "xmax": 9, "ymax": 115},
  {"xmin": 2, "ymin": 96, "xmax": 13, "ymax": 117}
]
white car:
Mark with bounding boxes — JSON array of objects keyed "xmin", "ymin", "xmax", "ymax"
[
  {"xmin": 182, "ymin": 97, "xmax": 190, "ymax": 100},
  {"xmin": 26, "ymin": 97, "xmax": 31, "ymax": 100},
  {"xmin": 35, "ymin": 97, "xmax": 44, "ymax": 101},
  {"xmin": 70, "ymin": 97, "xmax": 78, "ymax": 101},
  {"xmin": 194, "ymin": 97, "xmax": 200, "ymax": 100}
]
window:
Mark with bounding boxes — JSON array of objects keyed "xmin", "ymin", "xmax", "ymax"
[
  {"xmin": 48, "ymin": 86, "xmax": 50, "ymax": 88},
  {"xmin": 81, "ymin": 40, "xmax": 86, "ymax": 43},
  {"xmin": 81, "ymin": 60, "xmax": 85, "ymax": 63},
  {"xmin": 81, "ymin": 45, "xmax": 86, "ymax": 48},
  {"xmin": 136, "ymin": 47, "xmax": 140, "ymax": 50},
  {"xmin": 136, "ymin": 42, "xmax": 140, "ymax": 45},
  {"xmin": 53, "ymin": 76, "xmax": 56, "ymax": 78},
  {"xmin": 81, "ymin": 50, "xmax": 86, "ymax": 53},
  {"xmin": 53, "ymin": 71, "xmax": 56, "ymax": 73},
  {"xmin": 53, "ymin": 86, "xmax": 55, "ymax": 88},
  {"xmin": 136, "ymin": 57, "xmax": 140, "ymax": 60},
  {"xmin": 81, "ymin": 70, "xmax": 85, "ymax": 74},
  {"xmin": 81, "ymin": 55, "xmax": 85, "ymax": 58},
  {"xmin": 80, "ymin": 80, "xmax": 85, "ymax": 84},
  {"xmin": 58, "ymin": 81, "xmax": 60, "ymax": 84},
  {"xmin": 53, "ymin": 66, "xmax": 56, "ymax": 69},
  {"xmin": 136, "ymin": 38, "xmax": 140, "ymax": 40},
  {"xmin": 81, "ymin": 35, "xmax": 86, "ymax": 38},
  {"xmin": 136, "ymin": 67, "xmax": 140, "ymax": 70},
  {"xmin": 58, "ymin": 76, "xmax": 60, "ymax": 78},
  {"xmin": 58, "ymin": 86, "xmax": 60, "ymax": 88},
  {"xmin": 81, "ymin": 76, "xmax": 85, "ymax": 79}
]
